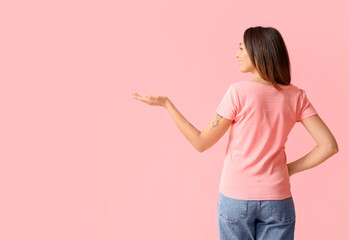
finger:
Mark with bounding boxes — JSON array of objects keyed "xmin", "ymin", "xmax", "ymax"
[
  {"xmin": 131, "ymin": 93, "xmax": 139, "ymax": 98},
  {"xmin": 134, "ymin": 95, "xmax": 152, "ymax": 103},
  {"xmin": 131, "ymin": 93, "xmax": 153, "ymax": 104},
  {"xmin": 131, "ymin": 93, "xmax": 146, "ymax": 100}
]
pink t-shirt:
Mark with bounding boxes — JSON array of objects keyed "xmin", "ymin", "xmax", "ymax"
[{"xmin": 215, "ymin": 80, "xmax": 318, "ymax": 200}]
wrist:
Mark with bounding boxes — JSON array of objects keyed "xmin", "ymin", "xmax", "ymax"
[
  {"xmin": 287, "ymin": 163, "xmax": 294, "ymax": 177},
  {"xmin": 288, "ymin": 163, "xmax": 295, "ymax": 176},
  {"xmin": 165, "ymin": 97, "xmax": 172, "ymax": 109}
]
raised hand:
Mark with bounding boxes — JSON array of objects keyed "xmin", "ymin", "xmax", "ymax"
[{"xmin": 131, "ymin": 93, "xmax": 169, "ymax": 108}]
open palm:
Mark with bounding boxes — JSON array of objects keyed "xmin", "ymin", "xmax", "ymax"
[{"xmin": 131, "ymin": 93, "xmax": 169, "ymax": 108}]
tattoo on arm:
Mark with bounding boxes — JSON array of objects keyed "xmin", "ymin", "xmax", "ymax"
[{"xmin": 212, "ymin": 114, "xmax": 223, "ymax": 129}]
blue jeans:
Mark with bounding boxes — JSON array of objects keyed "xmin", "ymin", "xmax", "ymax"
[{"xmin": 217, "ymin": 192, "xmax": 296, "ymax": 240}]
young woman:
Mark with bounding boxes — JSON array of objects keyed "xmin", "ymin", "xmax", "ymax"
[{"xmin": 131, "ymin": 26, "xmax": 338, "ymax": 240}]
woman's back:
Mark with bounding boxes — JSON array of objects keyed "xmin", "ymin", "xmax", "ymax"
[{"xmin": 215, "ymin": 80, "xmax": 318, "ymax": 200}]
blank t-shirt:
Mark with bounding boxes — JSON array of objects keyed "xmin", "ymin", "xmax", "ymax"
[{"xmin": 215, "ymin": 80, "xmax": 318, "ymax": 200}]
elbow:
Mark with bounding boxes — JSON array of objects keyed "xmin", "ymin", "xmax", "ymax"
[
  {"xmin": 197, "ymin": 145, "xmax": 206, "ymax": 153},
  {"xmin": 332, "ymin": 146, "xmax": 339, "ymax": 154},
  {"xmin": 330, "ymin": 142, "xmax": 339, "ymax": 154},
  {"xmin": 318, "ymin": 144, "xmax": 338, "ymax": 155},
  {"xmin": 327, "ymin": 144, "xmax": 339, "ymax": 154},
  {"xmin": 321, "ymin": 140, "xmax": 339, "ymax": 154}
]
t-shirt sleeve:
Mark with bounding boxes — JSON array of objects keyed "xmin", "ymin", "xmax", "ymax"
[
  {"xmin": 215, "ymin": 84, "xmax": 240, "ymax": 120},
  {"xmin": 296, "ymin": 89, "xmax": 318, "ymax": 122}
]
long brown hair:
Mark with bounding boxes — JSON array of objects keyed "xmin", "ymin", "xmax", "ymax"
[{"xmin": 243, "ymin": 26, "xmax": 291, "ymax": 91}]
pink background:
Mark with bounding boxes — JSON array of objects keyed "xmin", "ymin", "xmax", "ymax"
[{"xmin": 0, "ymin": 0, "xmax": 348, "ymax": 239}]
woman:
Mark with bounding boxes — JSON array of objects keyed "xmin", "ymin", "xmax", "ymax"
[{"xmin": 131, "ymin": 26, "xmax": 339, "ymax": 240}]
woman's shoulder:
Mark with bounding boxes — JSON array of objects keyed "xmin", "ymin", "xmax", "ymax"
[{"xmin": 232, "ymin": 80, "xmax": 303, "ymax": 91}]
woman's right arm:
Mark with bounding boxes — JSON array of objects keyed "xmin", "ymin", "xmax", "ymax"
[{"xmin": 287, "ymin": 114, "xmax": 339, "ymax": 177}]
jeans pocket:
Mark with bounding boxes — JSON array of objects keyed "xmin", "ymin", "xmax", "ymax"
[
  {"xmin": 218, "ymin": 193, "xmax": 248, "ymax": 222},
  {"xmin": 270, "ymin": 196, "xmax": 296, "ymax": 224}
]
